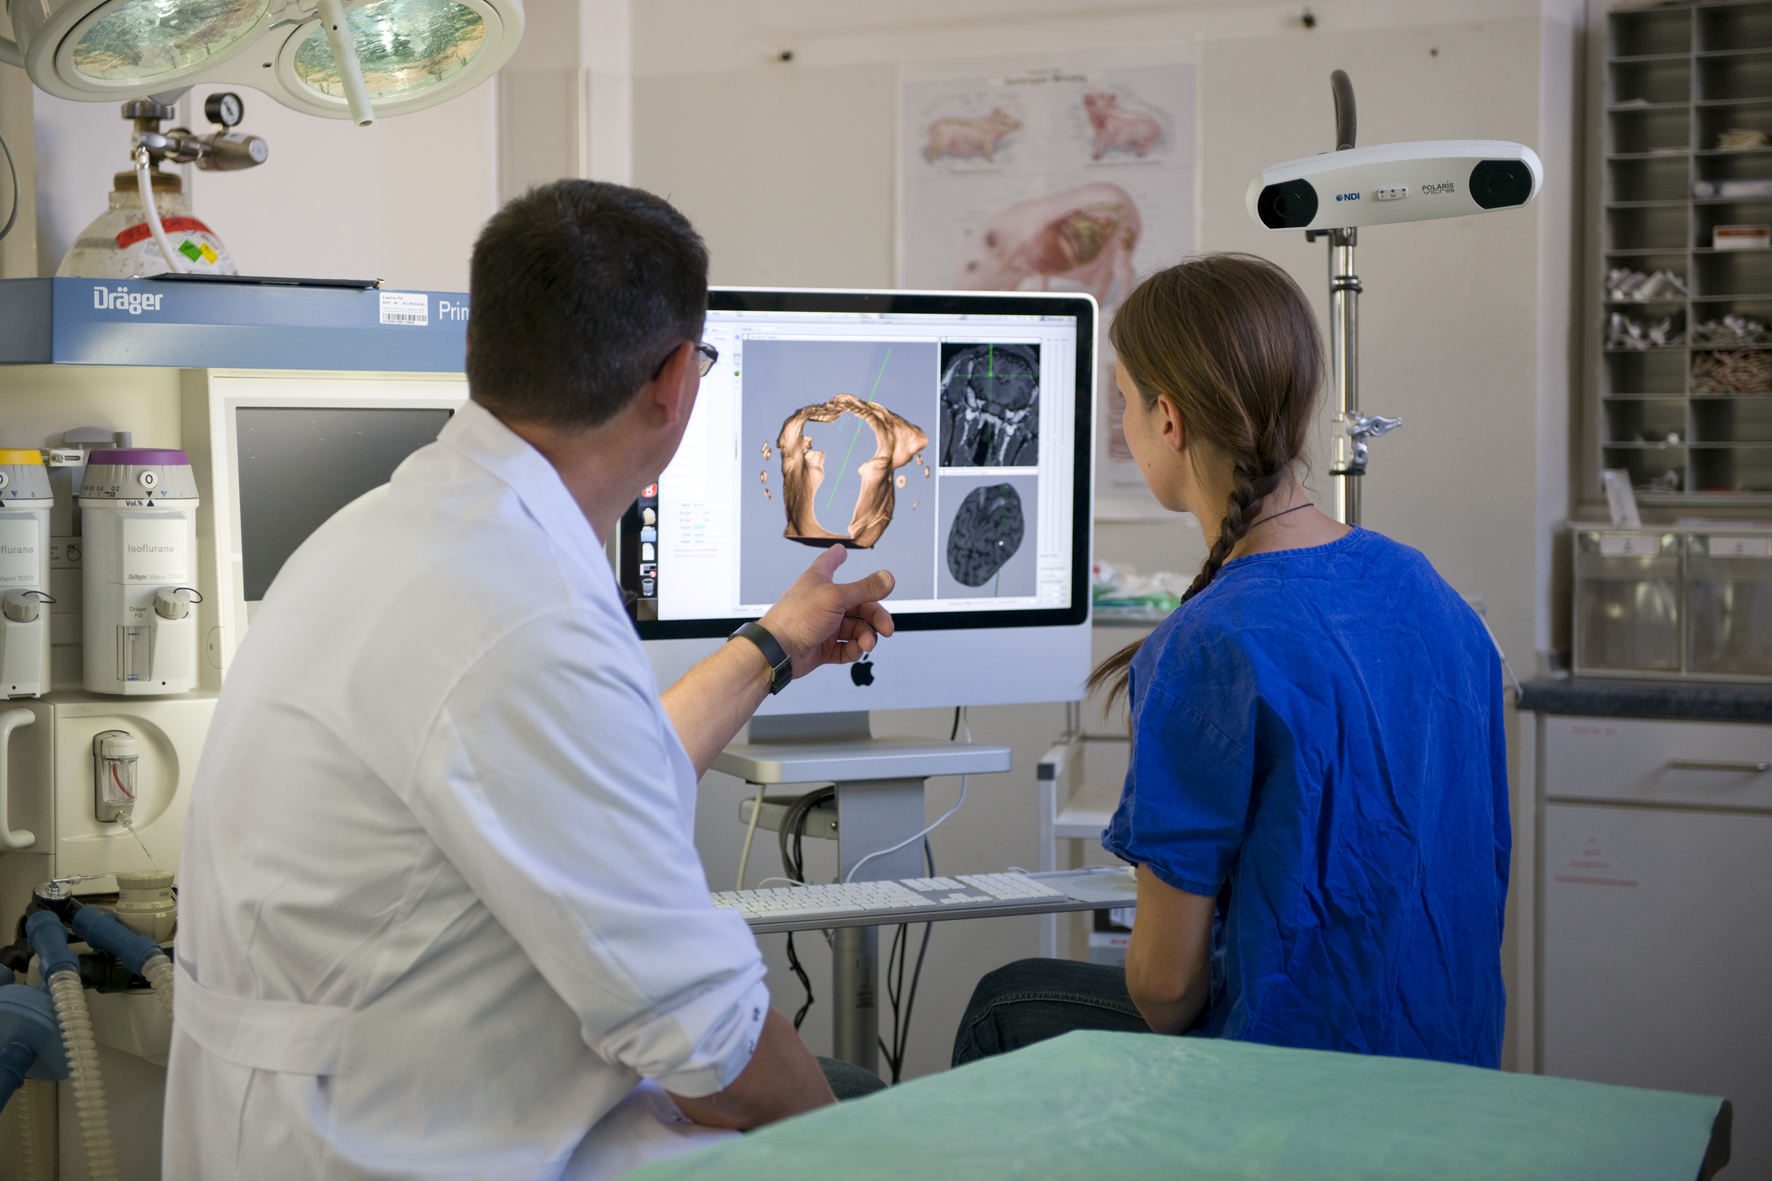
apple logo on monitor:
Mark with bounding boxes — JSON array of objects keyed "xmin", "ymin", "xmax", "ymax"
[{"xmin": 851, "ymin": 659, "xmax": 874, "ymax": 687}]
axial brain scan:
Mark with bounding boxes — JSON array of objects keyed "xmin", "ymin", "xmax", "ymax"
[
  {"xmin": 946, "ymin": 483, "xmax": 1026, "ymax": 587},
  {"xmin": 778, "ymin": 394, "xmax": 929, "ymax": 548},
  {"xmin": 939, "ymin": 343, "xmax": 1040, "ymax": 467}
]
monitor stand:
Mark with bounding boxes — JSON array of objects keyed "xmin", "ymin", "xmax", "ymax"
[{"xmin": 713, "ymin": 711, "xmax": 1012, "ymax": 1075}]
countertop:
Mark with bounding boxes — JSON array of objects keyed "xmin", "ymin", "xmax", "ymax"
[{"xmin": 1519, "ymin": 677, "xmax": 1772, "ymax": 723}]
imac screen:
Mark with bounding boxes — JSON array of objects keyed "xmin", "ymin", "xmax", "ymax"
[
  {"xmin": 621, "ymin": 290, "xmax": 1093, "ymax": 636},
  {"xmin": 236, "ymin": 406, "xmax": 453, "ymax": 601}
]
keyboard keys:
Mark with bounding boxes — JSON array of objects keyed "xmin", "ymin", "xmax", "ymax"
[{"xmin": 711, "ymin": 872, "xmax": 1067, "ymax": 922}]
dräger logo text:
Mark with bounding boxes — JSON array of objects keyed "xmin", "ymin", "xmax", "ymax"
[{"xmin": 94, "ymin": 287, "xmax": 164, "ymax": 315}]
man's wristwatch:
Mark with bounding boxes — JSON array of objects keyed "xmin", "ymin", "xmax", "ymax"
[{"xmin": 730, "ymin": 621, "xmax": 792, "ymax": 695}]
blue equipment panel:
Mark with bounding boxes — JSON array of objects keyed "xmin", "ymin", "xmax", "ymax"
[{"xmin": 0, "ymin": 278, "xmax": 468, "ymax": 372}]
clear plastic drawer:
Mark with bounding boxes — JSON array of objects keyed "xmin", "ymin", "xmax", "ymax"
[
  {"xmin": 1574, "ymin": 531, "xmax": 1683, "ymax": 675},
  {"xmin": 1687, "ymin": 534, "xmax": 1772, "ymax": 677}
]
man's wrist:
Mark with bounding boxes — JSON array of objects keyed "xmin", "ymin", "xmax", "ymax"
[{"xmin": 729, "ymin": 622, "xmax": 792, "ymax": 695}]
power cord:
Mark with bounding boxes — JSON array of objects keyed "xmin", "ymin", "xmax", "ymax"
[
  {"xmin": 736, "ymin": 782, "xmax": 766, "ymax": 892},
  {"xmin": 773, "ymin": 707, "xmax": 969, "ymax": 1070},
  {"xmin": 0, "ymin": 126, "xmax": 17, "ymax": 242},
  {"xmin": 879, "ymin": 838, "xmax": 934, "ymax": 1083},
  {"xmin": 777, "ymin": 785, "xmax": 834, "ymax": 1031}
]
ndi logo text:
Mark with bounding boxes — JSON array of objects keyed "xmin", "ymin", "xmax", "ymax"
[
  {"xmin": 93, "ymin": 288, "xmax": 164, "ymax": 315},
  {"xmin": 1335, "ymin": 192, "xmax": 1361, "ymax": 202}
]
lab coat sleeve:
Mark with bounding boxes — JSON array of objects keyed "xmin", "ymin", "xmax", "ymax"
[{"xmin": 407, "ymin": 606, "xmax": 769, "ymax": 1098}]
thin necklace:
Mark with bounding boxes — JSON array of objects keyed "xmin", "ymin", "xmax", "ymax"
[{"xmin": 1252, "ymin": 500, "xmax": 1313, "ymax": 531}]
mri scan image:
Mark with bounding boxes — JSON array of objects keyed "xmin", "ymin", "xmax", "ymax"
[
  {"xmin": 939, "ymin": 343, "xmax": 1040, "ymax": 467},
  {"xmin": 945, "ymin": 482, "xmax": 1025, "ymax": 587}
]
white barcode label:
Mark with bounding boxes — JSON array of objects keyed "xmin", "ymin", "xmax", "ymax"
[
  {"xmin": 379, "ymin": 291, "xmax": 428, "ymax": 326},
  {"xmin": 1599, "ymin": 535, "xmax": 1656, "ymax": 557},
  {"xmin": 1710, "ymin": 535, "xmax": 1772, "ymax": 559}
]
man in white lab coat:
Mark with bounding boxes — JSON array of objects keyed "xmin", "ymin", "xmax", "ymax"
[{"xmin": 162, "ymin": 181, "xmax": 895, "ymax": 1179}]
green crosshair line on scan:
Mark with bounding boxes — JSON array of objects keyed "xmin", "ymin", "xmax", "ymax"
[
  {"xmin": 825, "ymin": 348, "xmax": 893, "ymax": 511},
  {"xmin": 980, "ymin": 344, "xmax": 998, "ymax": 462}
]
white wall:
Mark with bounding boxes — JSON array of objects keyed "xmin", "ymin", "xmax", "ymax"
[{"xmin": 635, "ymin": 0, "xmax": 1582, "ymax": 1078}]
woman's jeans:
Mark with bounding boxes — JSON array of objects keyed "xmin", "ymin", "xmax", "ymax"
[{"xmin": 951, "ymin": 957, "xmax": 1153, "ymax": 1067}]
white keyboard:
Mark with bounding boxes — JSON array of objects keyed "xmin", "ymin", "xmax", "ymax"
[{"xmin": 712, "ymin": 873, "xmax": 1067, "ymax": 922}]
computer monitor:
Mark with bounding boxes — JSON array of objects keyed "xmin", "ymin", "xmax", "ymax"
[
  {"xmin": 194, "ymin": 373, "xmax": 468, "ymax": 679},
  {"xmin": 624, "ymin": 289, "xmax": 1096, "ymax": 714}
]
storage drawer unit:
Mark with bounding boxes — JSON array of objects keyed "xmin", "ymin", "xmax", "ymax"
[
  {"xmin": 1540, "ymin": 714, "xmax": 1771, "ymax": 1177},
  {"xmin": 1574, "ymin": 527, "xmax": 1772, "ymax": 680}
]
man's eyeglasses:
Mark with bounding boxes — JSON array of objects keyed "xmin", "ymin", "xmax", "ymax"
[{"xmin": 652, "ymin": 341, "xmax": 720, "ymax": 382}]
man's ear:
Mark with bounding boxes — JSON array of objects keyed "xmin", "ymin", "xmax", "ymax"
[{"xmin": 649, "ymin": 341, "xmax": 696, "ymax": 427}]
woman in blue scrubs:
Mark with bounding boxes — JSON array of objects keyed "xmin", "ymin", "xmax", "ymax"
[{"xmin": 953, "ymin": 254, "xmax": 1509, "ymax": 1068}]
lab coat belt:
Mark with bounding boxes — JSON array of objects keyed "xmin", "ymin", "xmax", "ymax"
[{"xmin": 173, "ymin": 960, "xmax": 351, "ymax": 1076}]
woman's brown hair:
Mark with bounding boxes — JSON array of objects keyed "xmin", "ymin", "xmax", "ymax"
[{"xmin": 1086, "ymin": 253, "xmax": 1323, "ymax": 712}]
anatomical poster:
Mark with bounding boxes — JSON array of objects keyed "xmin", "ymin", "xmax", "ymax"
[{"xmin": 899, "ymin": 53, "xmax": 1197, "ymax": 520}]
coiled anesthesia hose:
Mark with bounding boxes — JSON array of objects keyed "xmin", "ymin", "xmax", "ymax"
[{"xmin": 26, "ymin": 911, "xmax": 118, "ymax": 1181}]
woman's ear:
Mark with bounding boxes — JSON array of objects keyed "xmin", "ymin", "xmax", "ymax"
[{"xmin": 1155, "ymin": 394, "xmax": 1189, "ymax": 455}]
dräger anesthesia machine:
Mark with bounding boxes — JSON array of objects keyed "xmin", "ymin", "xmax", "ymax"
[{"xmin": 0, "ymin": 278, "xmax": 470, "ymax": 1179}]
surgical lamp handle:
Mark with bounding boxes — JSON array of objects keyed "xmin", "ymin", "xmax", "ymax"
[
  {"xmin": 0, "ymin": 710, "xmax": 36, "ymax": 851},
  {"xmin": 317, "ymin": 0, "xmax": 376, "ymax": 127},
  {"xmin": 1331, "ymin": 69, "xmax": 1356, "ymax": 151}
]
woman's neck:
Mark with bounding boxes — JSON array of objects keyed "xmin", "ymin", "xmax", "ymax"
[{"xmin": 1196, "ymin": 474, "xmax": 1352, "ymax": 562}]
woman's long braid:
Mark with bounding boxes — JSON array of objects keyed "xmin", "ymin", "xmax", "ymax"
[{"xmin": 1180, "ymin": 419, "xmax": 1291, "ymax": 604}]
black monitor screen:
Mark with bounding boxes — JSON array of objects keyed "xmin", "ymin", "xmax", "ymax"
[{"xmin": 236, "ymin": 406, "xmax": 453, "ymax": 601}]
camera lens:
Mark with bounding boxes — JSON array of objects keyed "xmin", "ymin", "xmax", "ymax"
[
  {"xmin": 1469, "ymin": 160, "xmax": 1532, "ymax": 209},
  {"xmin": 1256, "ymin": 179, "xmax": 1319, "ymax": 229}
]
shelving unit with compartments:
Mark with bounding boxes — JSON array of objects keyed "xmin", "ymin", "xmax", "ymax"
[{"xmin": 1588, "ymin": 0, "xmax": 1772, "ymax": 507}]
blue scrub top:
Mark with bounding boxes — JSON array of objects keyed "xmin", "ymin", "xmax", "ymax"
[{"xmin": 1103, "ymin": 528, "xmax": 1509, "ymax": 1067}]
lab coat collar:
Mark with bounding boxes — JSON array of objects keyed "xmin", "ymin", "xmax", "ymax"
[{"xmin": 439, "ymin": 399, "xmax": 610, "ymax": 578}]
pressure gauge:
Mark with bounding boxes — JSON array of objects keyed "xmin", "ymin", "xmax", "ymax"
[{"xmin": 206, "ymin": 91, "xmax": 244, "ymax": 128}]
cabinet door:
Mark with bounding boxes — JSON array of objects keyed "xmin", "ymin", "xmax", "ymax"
[{"xmin": 1543, "ymin": 804, "xmax": 1772, "ymax": 1176}]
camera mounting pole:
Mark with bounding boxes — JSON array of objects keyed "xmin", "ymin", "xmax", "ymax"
[{"xmin": 1304, "ymin": 70, "xmax": 1399, "ymax": 527}]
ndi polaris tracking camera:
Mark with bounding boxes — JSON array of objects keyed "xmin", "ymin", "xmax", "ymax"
[{"xmin": 1246, "ymin": 140, "xmax": 1543, "ymax": 232}]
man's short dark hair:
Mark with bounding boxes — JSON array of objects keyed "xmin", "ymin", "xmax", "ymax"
[{"xmin": 466, "ymin": 181, "xmax": 709, "ymax": 429}]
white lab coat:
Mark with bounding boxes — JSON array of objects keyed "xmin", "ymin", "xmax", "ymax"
[{"xmin": 163, "ymin": 400, "xmax": 769, "ymax": 1180}]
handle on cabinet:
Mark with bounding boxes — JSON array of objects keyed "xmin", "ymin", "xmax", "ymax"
[
  {"xmin": 0, "ymin": 708, "xmax": 37, "ymax": 850},
  {"xmin": 1668, "ymin": 758, "xmax": 1771, "ymax": 773}
]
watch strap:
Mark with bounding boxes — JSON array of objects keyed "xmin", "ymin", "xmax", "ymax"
[{"xmin": 730, "ymin": 621, "xmax": 792, "ymax": 695}]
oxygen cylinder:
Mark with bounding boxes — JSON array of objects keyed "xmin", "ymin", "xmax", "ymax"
[
  {"xmin": 77, "ymin": 450, "xmax": 200, "ymax": 696},
  {"xmin": 56, "ymin": 170, "xmax": 236, "ymax": 280}
]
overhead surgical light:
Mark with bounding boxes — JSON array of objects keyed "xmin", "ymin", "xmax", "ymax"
[{"xmin": 0, "ymin": 0, "xmax": 523, "ymax": 126}]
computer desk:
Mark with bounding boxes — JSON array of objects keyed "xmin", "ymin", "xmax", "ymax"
[
  {"xmin": 737, "ymin": 867, "xmax": 1136, "ymax": 935},
  {"xmin": 626, "ymin": 1030, "xmax": 1733, "ymax": 1181}
]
